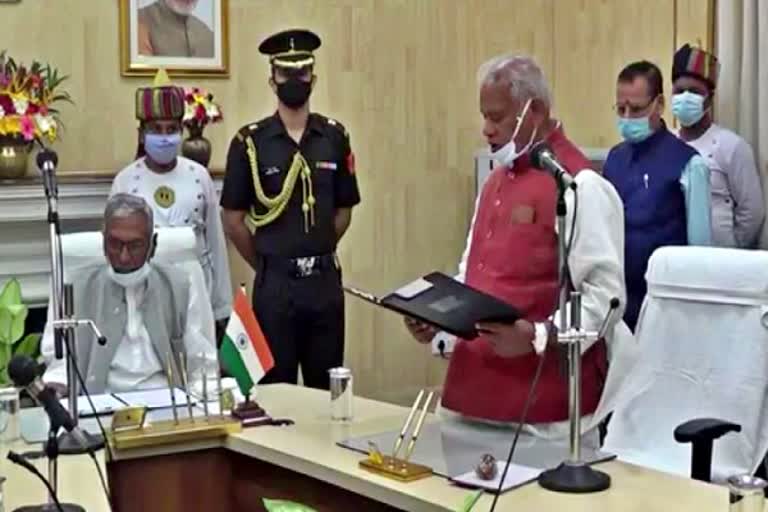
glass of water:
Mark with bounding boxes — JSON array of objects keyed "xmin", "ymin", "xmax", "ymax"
[{"xmin": 0, "ymin": 387, "xmax": 20, "ymax": 444}]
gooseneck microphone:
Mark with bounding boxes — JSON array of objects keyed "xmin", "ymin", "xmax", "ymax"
[{"xmin": 530, "ymin": 143, "xmax": 576, "ymax": 190}]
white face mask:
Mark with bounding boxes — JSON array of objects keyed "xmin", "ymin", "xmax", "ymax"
[
  {"xmin": 107, "ymin": 263, "xmax": 152, "ymax": 289},
  {"xmin": 491, "ymin": 98, "xmax": 538, "ymax": 168}
]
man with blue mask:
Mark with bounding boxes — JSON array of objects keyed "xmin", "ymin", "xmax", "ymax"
[
  {"xmin": 671, "ymin": 44, "xmax": 764, "ymax": 249},
  {"xmin": 41, "ymin": 194, "xmax": 217, "ymax": 394},
  {"xmin": 603, "ymin": 60, "xmax": 712, "ymax": 332},
  {"xmin": 111, "ymin": 69, "xmax": 232, "ymax": 343}
]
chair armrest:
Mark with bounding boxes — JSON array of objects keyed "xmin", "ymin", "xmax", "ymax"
[
  {"xmin": 674, "ymin": 418, "xmax": 741, "ymax": 443},
  {"xmin": 673, "ymin": 418, "xmax": 741, "ymax": 482}
]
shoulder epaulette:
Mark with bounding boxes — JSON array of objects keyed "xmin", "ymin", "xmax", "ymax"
[
  {"xmin": 235, "ymin": 120, "xmax": 268, "ymax": 142},
  {"xmin": 323, "ymin": 115, "xmax": 349, "ymax": 139}
]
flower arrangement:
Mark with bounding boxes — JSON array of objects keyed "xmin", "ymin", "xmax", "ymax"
[
  {"xmin": 182, "ymin": 87, "xmax": 223, "ymax": 136},
  {"xmin": 0, "ymin": 50, "xmax": 72, "ymax": 144}
]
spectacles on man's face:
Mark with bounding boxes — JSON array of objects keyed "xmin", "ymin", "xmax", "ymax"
[
  {"xmin": 105, "ymin": 236, "xmax": 148, "ymax": 257},
  {"xmin": 613, "ymin": 96, "xmax": 658, "ymax": 118}
]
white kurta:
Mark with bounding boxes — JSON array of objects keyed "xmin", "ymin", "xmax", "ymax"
[
  {"xmin": 678, "ymin": 123, "xmax": 765, "ymax": 248},
  {"xmin": 42, "ymin": 271, "xmax": 218, "ymax": 393},
  {"xmin": 111, "ymin": 157, "xmax": 233, "ymax": 320},
  {"xmin": 435, "ymin": 169, "xmax": 634, "ymax": 440}
]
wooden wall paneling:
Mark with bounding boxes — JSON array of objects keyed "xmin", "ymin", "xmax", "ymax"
[{"xmin": 0, "ymin": 0, "xmax": 713, "ymax": 406}]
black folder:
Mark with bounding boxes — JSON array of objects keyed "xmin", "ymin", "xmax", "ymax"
[{"xmin": 344, "ymin": 272, "xmax": 522, "ymax": 339}]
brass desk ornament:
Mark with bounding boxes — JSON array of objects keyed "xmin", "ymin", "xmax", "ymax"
[{"xmin": 359, "ymin": 390, "xmax": 434, "ymax": 482}]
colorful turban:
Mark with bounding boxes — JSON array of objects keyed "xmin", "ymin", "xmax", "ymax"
[
  {"xmin": 672, "ymin": 44, "xmax": 720, "ymax": 89},
  {"xmin": 135, "ymin": 68, "xmax": 185, "ymax": 121}
]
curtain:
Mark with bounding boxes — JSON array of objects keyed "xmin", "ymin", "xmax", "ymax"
[{"xmin": 716, "ymin": 0, "xmax": 768, "ymax": 247}]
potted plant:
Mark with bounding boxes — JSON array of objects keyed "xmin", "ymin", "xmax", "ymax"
[
  {"xmin": 0, "ymin": 50, "xmax": 71, "ymax": 179},
  {"xmin": 181, "ymin": 86, "xmax": 223, "ymax": 169},
  {"xmin": 0, "ymin": 278, "xmax": 42, "ymax": 387}
]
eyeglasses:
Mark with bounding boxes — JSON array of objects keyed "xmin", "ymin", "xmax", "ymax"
[
  {"xmin": 613, "ymin": 96, "xmax": 658, "ymax": 118},
  {"xmin": 105, "ymin": 237, "xmax": 147, "ymax": 256}
]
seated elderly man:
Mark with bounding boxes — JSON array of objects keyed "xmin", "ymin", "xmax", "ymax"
[{"xmin": 42, "ymin": 193, "xmax": 217, "ymax": 395}]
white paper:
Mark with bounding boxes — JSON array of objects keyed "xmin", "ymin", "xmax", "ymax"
[
  {"xmin": 113, "ymin": 388, "xmax": 195, "ymax": 410},
  {"xmin": 451, "ymin": 461, "xmax": 542, "ymax": 492},
  {"xmin": 60, "ymin": 394, "xmax": 127, "ymax": 417},
  {"xmin": 393, "ymin": 277, "xmax": 433, "ymax": 299}
]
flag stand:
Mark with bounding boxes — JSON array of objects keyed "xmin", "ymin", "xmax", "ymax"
[{"xmin": 231, "ymin": 389, "xmax": 268, "ymax": 421}]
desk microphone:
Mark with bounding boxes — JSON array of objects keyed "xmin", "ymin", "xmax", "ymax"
[{"xmin": 8, "ymin": 354, "xmax": 89, "ymax": 450}]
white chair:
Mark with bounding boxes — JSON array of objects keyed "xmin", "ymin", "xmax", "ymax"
[
  {"xmin": 603, "ymin": 246, "xmax": 768, "ymax": 482},
  {"xmin": 59, "ymin": 226, "xmax": 215, "ymax": 343}
]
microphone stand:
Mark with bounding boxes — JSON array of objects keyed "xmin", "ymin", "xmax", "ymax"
[
  {"xmin": 537, "ymin": 179, "xmax": 611, "ymax": 493},
  {"xmin": 39, "ymin": 149, "xmax": 105, "ymax": 457},
  {"xmin": 9, "ymin": 416, "xmax": 86, "ymax": 511}
]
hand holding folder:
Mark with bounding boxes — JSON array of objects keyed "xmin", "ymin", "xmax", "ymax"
[{"xmin": 345, "ymin": 272, "xmax": 522, "ymax": 340}]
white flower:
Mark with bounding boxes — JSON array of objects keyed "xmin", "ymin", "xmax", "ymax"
[
  {"xmin": 13, "ymin": 97, "xmax": 28, "ymax": 115},
  {"xmin": 206, "ymin": 105, "xmax": 219, "ymax": 118},
  {"xmin": 183, "ymin": 103, "xmax": 196, "ymax": 122},
  {"xmin": 34, "ymin": 114, "xmax": 55, "ymax": 134},
  {"xmin": 0, "ymin": 105, "xmax": 5, "ymax": 118}
]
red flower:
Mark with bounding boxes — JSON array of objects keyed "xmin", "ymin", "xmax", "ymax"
[
  {"xmin": 38, "ymin": 104, "xmax": 48, "ymax": 116},
  {"xmin": 0, "ymin": 94, "xmax": 14, "ymax": 114},
  {"xmin": 26, "ymin": 103, "xmax": 39, "ymax": 115},
  {"xmin": 195, "ymin": 104, "xmax": 206, "ymax": 120}
]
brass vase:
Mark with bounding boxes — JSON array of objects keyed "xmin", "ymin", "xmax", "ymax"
[
  {"xmin": 182, "ymin": 126, "xmax": 212, "ymax": 168},
  {"xmin": 0, "ymin": 138, "xmax": 31, "ymax": 179}
]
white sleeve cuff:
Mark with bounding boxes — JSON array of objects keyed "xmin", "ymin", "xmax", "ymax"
[{"xmin": 532, "ymin": 322, "xmax": 549, "ymax": 355}]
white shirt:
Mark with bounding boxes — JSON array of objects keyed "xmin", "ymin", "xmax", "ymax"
[
  {"xmin": 111, "ymin": 157, "xmax": 233, "ymax": 320},
  {"xmin": 678, "ymin": 123, "xmax": 765, "ymax": 248},
  {"xmin": 437, "ymin": 169, "xmax": 633, "ymax": 439},
  {"xmin": 42, "ymin": 271, "xmax": 218, "ymax": 394}
]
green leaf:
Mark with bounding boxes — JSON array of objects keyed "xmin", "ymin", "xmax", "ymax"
[
  {"xmin": 456, "ymin": 490, "xmax": 484, "ymax": 512},
  {"xmin": 262, "ymin": 499, "xmax": 318, "ymax": 512},
  {"xmin": 14, "ymin": 332, "xmax": 41, "ymax": 359},
  {"xmin": 0, "ymin": 342, "xmax": 11, "ymax": 386},
  {"xmin": 0, "ymin": 306, "xmax": 25, "ymax": 345},
  {"xmin": 0, "ymin": 278, "xmax": 22, "ymax": 306}
]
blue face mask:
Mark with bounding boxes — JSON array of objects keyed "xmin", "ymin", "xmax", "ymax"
[
  {"xmin": 617, "ymin": 116, "xmax": 654, "ymax": 144},
  {"xmin": 144, "ymin": 132, "xmax": 181, "ymax": 165},
  {"xmin": 671, "ymin": 91, "xmax": 706, "ymax": 127}
]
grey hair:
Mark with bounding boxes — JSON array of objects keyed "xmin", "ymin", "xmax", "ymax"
[
  {"xmin": 477, "ymin": 54, "xmax": 552, "ymax": 108},
  {"xmin": 104, "ymin": 193, "xmax": 154, "ymax": 237}
]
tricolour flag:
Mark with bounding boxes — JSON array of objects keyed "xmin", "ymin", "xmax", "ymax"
[{"xmin": 219, "ymin": 289, "xmax": 274, "ymax": 397}]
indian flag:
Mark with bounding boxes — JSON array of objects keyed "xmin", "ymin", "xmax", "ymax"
[{"xmin": 219, "ymin": 289, "xmax": 274, "ymax": 397}]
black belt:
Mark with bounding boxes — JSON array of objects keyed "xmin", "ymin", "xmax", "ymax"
[{"xmin": 259, "ymin": 253, "xmax": 337, "ymax": 278}]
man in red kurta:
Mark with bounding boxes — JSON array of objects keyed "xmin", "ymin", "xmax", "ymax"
[{"xmin": 406, "ymin": 55, "xmax": 628, "ymax": 436}]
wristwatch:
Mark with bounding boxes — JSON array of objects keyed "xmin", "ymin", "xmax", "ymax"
[{"xmin": 532, "ymin": 321, "xmax": 556, "ymax": 355}]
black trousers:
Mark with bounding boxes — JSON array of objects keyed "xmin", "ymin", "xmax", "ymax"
[{"xmin": 253, "ymin": 258, "xmax": 345, "ymax": 390}]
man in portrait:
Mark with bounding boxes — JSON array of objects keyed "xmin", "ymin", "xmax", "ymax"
[{"xmin": 137, "ymin": 0, "xmax": 215, "ymax": 58}]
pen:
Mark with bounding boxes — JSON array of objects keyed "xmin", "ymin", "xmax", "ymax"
[
  {"xmin": 403, "ymin": 391, "xmax": 434, "ymax": 462},
  {"xmin": 179, "ymin": 355, "xmax": 195, "ymax": 422},
  {"xmin": 166, "ymin": 353, "xmax": 179, "ymax": 425},
  {"xmin": 392, "ymin": 389, "xmax": 425, "ymax": 459}
]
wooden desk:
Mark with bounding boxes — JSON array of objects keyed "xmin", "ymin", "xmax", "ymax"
[{"xmin": 6, "ymin": 384, "xmax": 728, "ymax": 511}]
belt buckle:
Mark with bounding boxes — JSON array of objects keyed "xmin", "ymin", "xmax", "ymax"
[{"xmin": 295, "ymin": 256, "xmax": 317, "ymax": 278}]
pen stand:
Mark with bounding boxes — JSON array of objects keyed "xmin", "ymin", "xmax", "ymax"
[
  {"xmin": 109, "ymin": 409, "xmax": 242, "ymax": 451},
  {"xmin": 359, "ymin": 389, "xmax": 435, "ymax": 483},
  {"xmin": 359, "ymin": 454, "xmax": 433, "ymax": 482}
]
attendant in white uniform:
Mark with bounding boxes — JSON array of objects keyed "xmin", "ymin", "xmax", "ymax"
[
  {"xmin": 671, "ymin": 44, "xmax": 765, "ymax": 248},
  {"xmin": 111, "ymin": 69, "xmax": 233, "ymax": 332},
  {"xmin": 42, "ymin": 194, "xmax": 217, "ymax": 394}
]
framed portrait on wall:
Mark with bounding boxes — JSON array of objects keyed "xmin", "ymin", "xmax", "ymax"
[{"xmin": 119, "ymin": 0, "xmax": 229, "ymax": 77}]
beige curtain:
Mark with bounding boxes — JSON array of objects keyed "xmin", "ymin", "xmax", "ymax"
[{"xmin": 716, "ymin": 0, "xmax": 768, "ymax": 247}]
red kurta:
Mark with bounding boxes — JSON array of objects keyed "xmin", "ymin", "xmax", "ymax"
[{"xmin": 441, "ymin": 127, "xmax": 607, "ymax": 423}]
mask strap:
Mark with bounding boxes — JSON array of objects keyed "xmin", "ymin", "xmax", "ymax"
[{"xmin": 511, "ymin": 98, "xmax": 533, "ymax": 143}]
